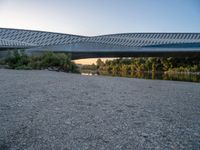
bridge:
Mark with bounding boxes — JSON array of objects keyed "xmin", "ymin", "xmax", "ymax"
[{"xmin": 0, "ymin": 28, "xmax": 200, "ymax": 59}]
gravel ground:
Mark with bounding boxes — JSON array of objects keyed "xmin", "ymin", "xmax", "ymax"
[{"xmin": 0, "ymin": 69, "xmax": 200, "ymax": 150}]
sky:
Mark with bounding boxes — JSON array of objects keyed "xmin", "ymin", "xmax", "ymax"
[
  {"xmin": 0, "ymin": 0, "xmax": 200, "ymax": 64},
  {"xmin": 0, "ymin": 0, "xmax": 200, "ymax": 36}
]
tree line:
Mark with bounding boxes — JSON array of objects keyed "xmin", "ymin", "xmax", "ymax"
[
  {"xmin": 0, "ymin": 50, "xmax": 79, "ymax": 73},
  {"xmin": 96, "ymin": 57, "xmax": 200, "ymax": 74}
]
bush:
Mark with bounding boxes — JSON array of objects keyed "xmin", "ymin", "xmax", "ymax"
[
  {"xmin": 5, "ymin": 50, "xmax": 29, "ymax": 69},
  {"xmin": 0, "ymin": 59, "xmax": 5, "ymax": 65},
  {"xmin": 3, "ymin": 50, "xmax": 79, "ymax": 73}
]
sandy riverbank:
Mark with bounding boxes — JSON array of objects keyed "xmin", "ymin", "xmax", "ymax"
[{"xmin": 0, "ymin": 69, "xmax": 199, "ymax": 149}]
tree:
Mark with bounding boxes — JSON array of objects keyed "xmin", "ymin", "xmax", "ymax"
[{"xmin": 96, "ymin": 58, "xmax": 104, "ymax": 69}]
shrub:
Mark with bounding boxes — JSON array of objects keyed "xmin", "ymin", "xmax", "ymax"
[{"xmin": 3, "ymin": 50, "xmax": 79, "ymax": 73}]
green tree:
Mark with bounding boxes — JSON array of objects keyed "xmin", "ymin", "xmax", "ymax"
[{"xmin": 96, "ymin": 58, "xmax": 104, "ymax": 69}]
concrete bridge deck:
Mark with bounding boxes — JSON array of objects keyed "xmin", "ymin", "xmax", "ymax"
[{"xmin": 0, "ymin": 28, "xmax": 200, "ymax": 58}]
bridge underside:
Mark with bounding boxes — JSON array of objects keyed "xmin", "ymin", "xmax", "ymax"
[
  {"xmin": 1, "ymin": 48, "xmax": 200, "ymax": 60},
  {"xmin": 70, "ymin": 51, "xmax": 200, "ymax": 59}
]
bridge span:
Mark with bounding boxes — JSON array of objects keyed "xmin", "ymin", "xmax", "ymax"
[{"xmin": 0, "ymin": 28, "xmax": 200, "ymax": 59}]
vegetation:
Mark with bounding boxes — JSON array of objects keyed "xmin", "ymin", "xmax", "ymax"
[
  {"xmin": 80, "ymin": 63, "xmax": 97, "ymax": 71},
  {"xmin": 0, "ymin": 59, "xmax": 5, "ymax": 65},
  {"xmin": 1, "ymin": 50, "xmax": 79, "ymax": 73},
  {"xmin": 96, "ymin": 57, "xmax": 200, "ymax": 74},
  {"xmin": 1, "ymin": 50, "xmax": 200, "ymax": 81}
]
